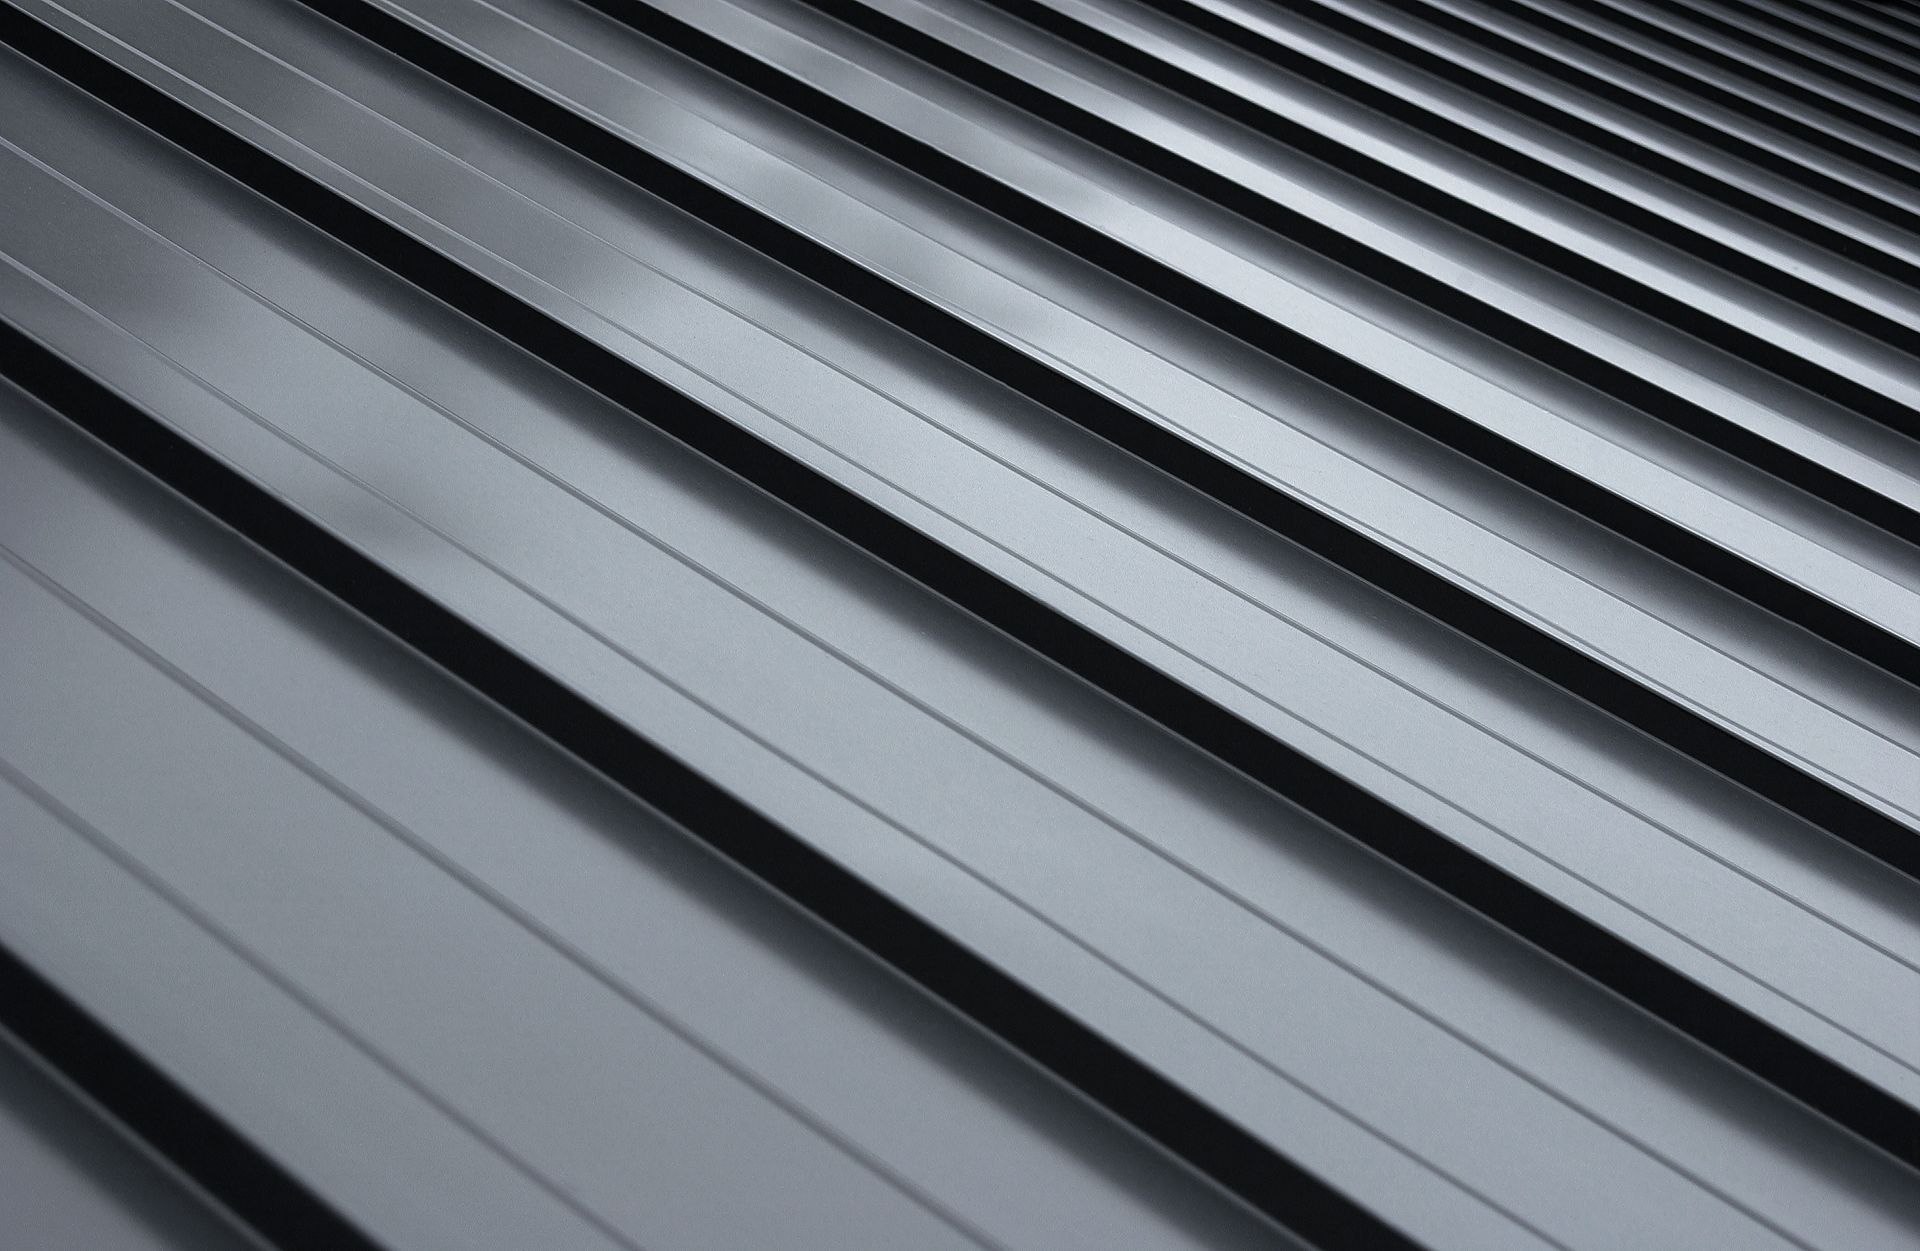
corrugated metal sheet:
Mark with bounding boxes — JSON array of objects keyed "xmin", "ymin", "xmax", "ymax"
[
  {"xmin": 0, "ymin": 1021, "xmax": 265, "ymax": 1251},
  {"xmin": 1, "ymin": 0, "xmax": 1916, "ymax": 1245}
]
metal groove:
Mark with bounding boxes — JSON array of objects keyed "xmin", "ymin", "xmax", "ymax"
[
  {"xmin": 1292, "ymin": 0, "xmax": 1920, "ymax": 220},
  {"xmin": 798, "ymin": 0, "xmax": 1920, "ymax": 543},
  {"xmin": 22, "ymin": 0, "xmax": 1920, "ymax": 1164},
  {"xmin": 0, "ymin": 941, "xmax": 381, "ymax": 1251},
  {"xmin": 595, "ymin": 0, "xmax": 1920, "ymax": 654},
  {"xmin": 0, "ymin": 46, "xmax": 1416, "ymax": 1240},
  {"xmin": 1212, "ymin": 0, "xmax": 1920, "ymax": 266},
  {"xmin": 1489, "ymin": 0, "xmax": 1920, "ymax": 148},
  {"xmin": 3, "ymin": 0, "xmax": 1919, "ymax": 1244},
  {"xmin": 363, "ymin": 0, "xmax": 1920, "ymax": 867},
  {"xmin": 945, "ymin": 0, "xmax": 1920, "ymax": 429}
]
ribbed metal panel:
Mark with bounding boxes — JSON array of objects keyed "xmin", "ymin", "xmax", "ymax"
[
  {"xmin": 0, "ymin": 1025, "xmax": 263, "ymax": 1251},
  {"xmin": 0, "ymin": 0, "xmax": 1916, "ymax": 1246}
]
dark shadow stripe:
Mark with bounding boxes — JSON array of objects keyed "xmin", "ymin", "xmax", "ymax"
[
  {"xmin": 1613, "ymin": 0, "xmax": 1920, "ymax": 109},
  {"xmin": 393, "ymin": 0, "xmax": 1920, "ymax": 858},
  {"xmin": 1831, "ymin": 0, "xmax": 1920, "ymax": 51},
  {"xmin": 1769, "ymin": 0, "xmax": 1920, "ymax": 57},
  {"xmin": 5, "ymin": 0, "xmax": 1917, "ymax": 1192},
  {"xmin": 1646, "ymin": 0, "xmax": 1920, "ymax": 76},
  {"xmin": 0, "ymin": 58, "xmax": 1398, "ymax": 1251},
  {"xmin": 1495, "ymin": 0, "xmax": 1920, "ymax": 152},
  {"xmin": 0, "ymin": 940, "xmax": 384, "ymax": 1251},
  {"xmin": 962, "ymin": 0, "xmax": 1920, "ymax": 429},
  {"xmin": 0, "ymin": 314, "xmax": 1378, "ymax": 1250},
  {"xmin": 1249, "ymin": 0, "xmax": 1920, "ymax": 273},
  {"xmin": 857, "ymin": 0, "xmax": 1920, "ymax": 547},
  {"xmin": 1281, "ymin": 0, "xmax": 1920, "ymax": 206}
]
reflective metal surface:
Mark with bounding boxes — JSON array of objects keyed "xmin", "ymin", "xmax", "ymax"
[{"xmin": 1, "ymin": 0, "xmax": 1917, "ymax": 1246}]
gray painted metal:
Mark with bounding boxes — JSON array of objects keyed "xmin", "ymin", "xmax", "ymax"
[
  {"xmin": 0, "ymin": 1029, "xmax": 263, "ymax": 1251},
  {"xmin": 0, "ymin": 0, "xmax": 1916, "ymax": 1246}
]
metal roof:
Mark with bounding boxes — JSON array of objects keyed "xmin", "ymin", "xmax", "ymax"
[{"xmin": 1, "ymin": 0, "xmax": 1917, "ymax": 1245}]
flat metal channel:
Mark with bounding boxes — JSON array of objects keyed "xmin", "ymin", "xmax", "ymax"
[{"xmin": 0, "ymin": 0, "xmax": 1917, "ymax": 1246}]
